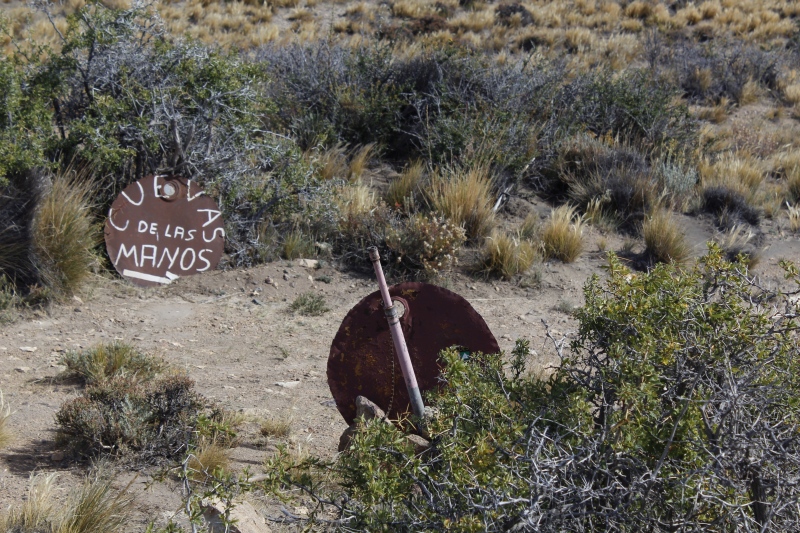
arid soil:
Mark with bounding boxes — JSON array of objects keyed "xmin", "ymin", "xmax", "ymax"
[{"xmin": 1, "ymin": 198, "xmax": 799, "ymax": 530}]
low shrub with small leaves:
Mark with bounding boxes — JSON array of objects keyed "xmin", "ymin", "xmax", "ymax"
[
  {"xmin": 264, "ymin": 246, "xmax": 800, "ymax": 531},
  {"xmin": 289, "ymin": 292, "xmax": 330, "ymax": 316},
  {"xmin": 385, "ymin": 213, "xmax": 466, "ymax": 277},
  {"xmin": 55, "ymin": 375, "xmax": 205, "ymax": 462}
]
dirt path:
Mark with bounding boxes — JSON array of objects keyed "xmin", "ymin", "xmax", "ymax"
[{"xmin": 1, "ymin": 213, "xmax": 799, "ymax": 530}]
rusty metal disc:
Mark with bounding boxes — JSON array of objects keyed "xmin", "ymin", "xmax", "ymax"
[
  {"xmin": 328, "ymin": 282, "xmax": 499, "ymax": 425},
  {"xmin": 104, "ymin": 175, "xmax": 225, "ymax": 287}
]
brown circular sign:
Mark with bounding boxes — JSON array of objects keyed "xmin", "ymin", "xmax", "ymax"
[
  {"xmin": 104, "ymin": 175, "xmax": 225, "ymax": 287},
  {"xmin": 328, "ymin": 282, "xmax": 500, "ymax": 424}
]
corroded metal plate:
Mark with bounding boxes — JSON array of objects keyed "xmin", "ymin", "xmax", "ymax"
[
  {"xmin": 328, "ymin": 282, "xmax": 499, "ymax": 425},
  {"xmin": 104, "ymin": 175, "xmax": 225, "ymax": 287}
]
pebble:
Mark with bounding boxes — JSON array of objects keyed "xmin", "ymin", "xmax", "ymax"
[
  {"xmin": 297, "ymin": 259, "xmax": 319, "ymax": 269},
  {"xmin": 275, "ymin": 381, "xmax": 301, "ymax": 389},
  {"xmin": 283, "ymin": 273, "xmax": 290, "ymax": 281},
  {"xmin": 19, "ymin": 346, "xmax": 37, "ymax": 352},
  {"xmin": 15, "ymin": 367, "xmax": 31, "ymax": 373}
]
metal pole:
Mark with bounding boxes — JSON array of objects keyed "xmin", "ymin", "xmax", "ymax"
[{"xmin": 367, "ymin": 246, "xmax": 425, "ymax": 419}]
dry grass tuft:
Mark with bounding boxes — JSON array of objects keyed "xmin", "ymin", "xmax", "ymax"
[
  {"xmin": 61, "ymin": 342, "xmax": 164, "ymax": 385},
  {"xmin": 348, "ymin": 143, "xmax": 375, "ymax": 182},
  {"xmin": 33, "ymin": 170, "xmax": 99, "ymax": 300},
  {"xmin": 315, "ymin": 143, "xmax": 349, "ymax": 181},
  {"xmin": 187, "ymin": 443, "xmax": 230, "ymax": 483},
  {"xmin": 337, "ymin": 184, "xmax": 377, "ymax": 221},
  {"xmin": 541, "ymin": 205, "xmax": 585, "ymax": 263},
  {"xmin": 476, "ymin": 231, "xmax": 537, "ymax": 280},
  {"xmin": 386, "ymin": 161, "xmax": 425, "ymax": 210},
  {"xmin": 1, "ymin": 471, "xmax": 133, "ymax": 533},
  {"xmin": 1, "ymin": 473, "xmax": 57, "ymax": 532},
  {"xmin": 427, "ymin": 164, "xmax": 496, "ymax": 240},
  {"xmin": 643, "ymin": 210, "xmax": 690, "ymax": 265},
  {"xmin": 260, "ymin": 417, "xmax": 292, "ymax": 438},
  {"xmin": 0, "ymin": 391, "xmax": 12, "ymax": 450},
  {"xmin": 716, "ymin": 225, "xmax": 760, "ymax": 267},
  {"xmin": 282, "ymin": 230, "xmax": 315, "ymax": 260},
  {"xmin": 699, "ymin": 152, "xmax": 764, "ymax": 200},
  {"xmin": 788, "ymin": 202, "xmax": 800, "ymax": 232}
]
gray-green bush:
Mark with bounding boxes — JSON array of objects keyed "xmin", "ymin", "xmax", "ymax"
[{"xmin": 263, "ymin": 246, "xmax": 800, "ymax": 531}]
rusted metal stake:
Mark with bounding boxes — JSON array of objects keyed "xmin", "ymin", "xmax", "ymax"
[{"xmin": 367, "ymin": 246, "xmax": 426, "ymax": 419}]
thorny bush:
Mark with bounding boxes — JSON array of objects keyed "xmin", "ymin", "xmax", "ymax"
[{"xmin": 263, "ymin": 245, "xmax": 800, "ymax": 532}]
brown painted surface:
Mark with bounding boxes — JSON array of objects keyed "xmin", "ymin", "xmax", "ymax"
[
  {"xmin": 328, "ymin": 282, "xmax": 499, "ymax": 424},
  {"xmin": 104, "ymin": 175, "xmax": 225, "ymax": 287}
]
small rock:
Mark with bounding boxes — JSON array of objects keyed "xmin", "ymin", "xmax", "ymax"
[
  {"xmin": 252, "ymin": 298, "xmax": 264, "ymax": 306},
  {"xmin": 0, "ymin": 346, "xmax": 7, "ymax": 351},
  {"xmin": 282, "ymin": 273, "xmax": 290, "ymax": 281},
  {"xmin": 50, "ymin": 451, "xmax": 65, "ymax": 462},
  {"xmin": 275, "ymin": 381, "xmax": 301, "ymax": 389},
  {"xmin": 297, "ymin": 259, "xmax": 319, "ymax": 269},
  {"xmin": 355, "ymin": 395, "xmax": 386, "ymax": 421},
  {"xmin": 405, "ymin": 434, "xmax": 431, "ymax": 455},
  {"xmin": 15, "ymin": 367, "xmax": 30, "ymax": 373},
  {"xmin": 494, "ymin": 285, "xmax": 500, "ymax": 292},
  {"xmin": 338, "ymin": 425, "xmax": 358, "ymax": 452},
  {"xmin": 19, "ymin": 346, "xmax": 37, "ymax": 353},
  {"xmin": 308, "ymin": 275, "xmax": 313, "ymax": 282},
  {"xmin": 203, "ymin": 497, "xmax": 271, "ymax": 533},
  {"xmin": 72, "ymin": 295, "xmax": 83, "ymax": 304},
  {"xmin": 265, "ymin": 276, "xmax": 274, "ymax": 285}
]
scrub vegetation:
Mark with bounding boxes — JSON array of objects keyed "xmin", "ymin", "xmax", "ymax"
[{"xmin": 2, "ymin": 0, "xmax": 800, "ymax": 530}]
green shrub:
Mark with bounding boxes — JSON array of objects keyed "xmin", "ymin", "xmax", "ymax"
[
  {"xmin": 264, "ymin": 246, "xmax": 800, "ymax": 531},
  {"xmin": 61, "ymin": 342, "xmax": 164, "ymax": 385}
]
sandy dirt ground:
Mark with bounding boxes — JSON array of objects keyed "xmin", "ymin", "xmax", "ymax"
[{"xmin": 1, "ymin": 202, "xmax": 799, "ymax": 530}]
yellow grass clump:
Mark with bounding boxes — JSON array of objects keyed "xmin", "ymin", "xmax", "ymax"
[
  {"xmin": 33, "ymin": 170, "xmax": 99, "ymax": 300},
  {"xmin": 541, "ymin": 204, "xmax": 585, "ymax": 263},
  {"xmin": 386, "ymin": 161, "xmax": 425, "ymax": 210},
  {"xmin": 477, "ymin": 231, "xmax": 537, "ymax": 280},
  {"xmin": 643, "ymin": 209, "xmax": 691, "ymax": 265},
  {"xmin": 188, "ymin": 443, "xmax": 231, "ymax": 483},
  {"xmin": 427, "ymin": 164, "xmax": 496, "ymax": 240},
  {"xmin": 0, "ymin": 392, "xmax": 11, "ymax": 450},
  {"xmin": 1, "ymin": 472, "xmax": 133, "ymax": 533}
]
